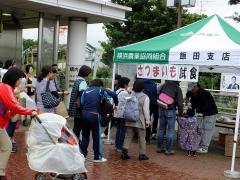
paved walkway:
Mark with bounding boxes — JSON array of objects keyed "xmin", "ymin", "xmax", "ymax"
[{"xmin": 6, "ymin": 131, "xmax": 239, "ymax": 180}]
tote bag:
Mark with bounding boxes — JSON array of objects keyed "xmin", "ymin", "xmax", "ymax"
[
  {"xmin": 41, "ymin": 81, "xmax": 60, "ymax": 108},
  {"xmin": 55, "ymin": 101, "xmax": 69, "ymax": 119}
]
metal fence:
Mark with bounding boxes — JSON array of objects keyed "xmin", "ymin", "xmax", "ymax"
[{"xmin": 207, "ymin": 89, "xmax": 238, "ymax": 116}]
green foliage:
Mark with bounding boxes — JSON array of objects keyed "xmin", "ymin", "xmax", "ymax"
[
  {"xmin": 95, "ymin": 67, "xmax": 112, "ymax": 88},
  {"xmin": 23, "ymin": 39, "xmax": 38, "ymax": 50},
  {"xmin": 103, "ymin": 78, "xmax": 112, "ymax": 88},
  {"xmin": 101, "ymin": 0, "xmax": 207, "ymax": 66},
  {"xmin": 181, "ymin": 12, "xmax": 207, "ymax": 26},
  {"xmin": 96, "ymin": 67, "xmax": 111, "ymax": 78},
  {"xmin": 198, "ymin": 73, "xmax": 220, "ymax": 90},
  {"xmin": 58, "ymin": 71, "xmax": 66, "ymax": 91},
  {"xmin": 101, "ymin": 42, "xmax": 114, "ymax": 66}
]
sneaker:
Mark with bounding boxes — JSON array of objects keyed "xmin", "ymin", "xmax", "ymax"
[
  {"xmin": 165, "ymin": 150, "xmax": 175, "ymax": 155},
  {"xmin": 93, "ymin": 157, "xmax": 107, "ymax": 162},
  {"xmin": 197, "ymin": 148, "xmax": 208, "ymax": 154},
  {"xmin": 139, "ymin": 154, "xmax": 149, "ymax": 160},
  {"xmin": 151, "ymin": 134, "xmax": 157, "ymax": 140},
  {"xmin": 11, "ymin": 141, "xmax": 17, "ymax": 153},
  {"xmin": 101, "ymin": 133, "xmax": 107, "ymax": 138},
  {"xmin": 114, "ymin": 148, "xmax": 122, "ymax": 153},
  {"xmin": 156, "ymin": 149, "xmax": 165, "ymax": 153},
  {"xmin": 121, "ymin": 153, "xmax": 130, "ymax": 160}
]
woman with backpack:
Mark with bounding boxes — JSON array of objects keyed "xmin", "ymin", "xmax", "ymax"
[
  {"xmin": 121, "ymin": 79, "xmax": 150, "ymax": 161},
  {"xmin": 0, "ymin": 68, "xmax": 37, "ymax": 180},
  {"xmin": 80, "ymin": 79, "xmax": 118, "ymax": 163},
  {"xmin": 114, "ymin": 77, "xmax": 130, "ymax": 152}
]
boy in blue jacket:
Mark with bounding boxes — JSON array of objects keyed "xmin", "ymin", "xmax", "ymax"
[{"xmin": 80, "ymin": 79, "xmax": 118, "ymax": 162}]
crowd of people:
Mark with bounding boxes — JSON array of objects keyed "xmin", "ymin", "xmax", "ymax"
[
  {"xmin": 0, "ymin": 61, "xmax": 38, "ymax": 180},
  {"xmin": 0, "ymin": 61, "xmax": 219, "ymax": 179},
  {"xmin": 0, "ymin": 60, "xmax": 68, "ymax": 180},
  {"xmin": 69, "ymin": 66, "xmax": 218, "ymax": 162}
]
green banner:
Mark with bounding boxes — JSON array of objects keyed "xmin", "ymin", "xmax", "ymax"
[{"xmin": 114, "ymin": 50, "xmax": 169, "ymax": 64}]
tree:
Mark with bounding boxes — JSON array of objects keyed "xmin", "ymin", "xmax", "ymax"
[
  {"xmin": 96, "ymin": 67, "xmax": 111, "ymax": 78},
  {"xmin": 198, "ymin": 73, "xmax": 220, "ymax": 90},
  {"xmin": 229, "ymin": 0, "xmax": 240, "ymax": 22},
  {"xmin": 23, "ymin": 39, "xmax": 38, "ymax": 51},
  {"xmin": 101, "ymin": 0, "xmax": 207, "ymax": 66}
]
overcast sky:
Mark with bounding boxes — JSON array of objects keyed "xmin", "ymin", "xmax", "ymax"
[{"xmin": 23, "ymin": 0, "xmax": 240, "ymax": 48}]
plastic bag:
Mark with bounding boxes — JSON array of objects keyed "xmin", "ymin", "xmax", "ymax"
[
  {"xmin": 26, "ymin": 113, "xmax": 87, "ymax": 174},
  {"xmin": 19, "ymin": 92, "xmax": 36, "ymax": 109}
]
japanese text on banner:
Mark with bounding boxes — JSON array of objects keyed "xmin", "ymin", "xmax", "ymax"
[{"xmin": 136, "ymin": 64, "xmax": 199, "ymax": 82}]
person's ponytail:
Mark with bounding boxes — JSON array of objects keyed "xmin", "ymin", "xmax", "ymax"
[{"xmin": 37, "ymin": 66, "xmax": 52, "ymax": 82}]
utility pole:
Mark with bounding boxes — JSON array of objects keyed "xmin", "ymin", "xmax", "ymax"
[{"xmin": 176, "ymin": 1, "xmax": 182, "ymax": 29}]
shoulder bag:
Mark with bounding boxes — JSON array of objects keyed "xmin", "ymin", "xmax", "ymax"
[{"xmin": 41, "ymin": 80, "xmax": 60, "ymax": 108}]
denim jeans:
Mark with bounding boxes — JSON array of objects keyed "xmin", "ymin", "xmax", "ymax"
[
  {"xmin": 115, "ymin": 118, "xmax": 126, "ymax": 150},
  {"xmin": 157, "ymin": 109, "xmax": 176, "ymax": 152},
  {"xmin": 6, "ymin": 120, "xmax": 17, "ymax": 138},
  {"xmin": 200, "ymin": 115, "xmax": 217, "ymax": 150}
]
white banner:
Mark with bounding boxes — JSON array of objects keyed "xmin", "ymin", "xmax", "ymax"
[
  {"xmin": 221, "ymin": 73, "xmax": 240, "ymax": 92},
  {"xmin": 137, "ymin": 64, "xmax": 199, "ymax": 82},
  {"xmin": 68, "ymin": 65, "xmax": 82, "ymax": 88}
]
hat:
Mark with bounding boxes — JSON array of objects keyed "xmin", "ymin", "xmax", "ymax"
[{"xmin": 187, "ymin": 82, "xmax": 197, "ymax": 91}]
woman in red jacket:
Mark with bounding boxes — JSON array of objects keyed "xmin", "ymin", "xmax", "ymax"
[{"xmin": 0, "ymin": 67, "xmax": 37, "ymax": 180}]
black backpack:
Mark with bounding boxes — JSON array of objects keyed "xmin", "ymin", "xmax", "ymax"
[
  {"xmin": 99, "ymin": 89, "xmax": 114, "ymax": 127},
  {"xmin": 143, "ymin": 80, "xmax": 157, "ymax": 105}
]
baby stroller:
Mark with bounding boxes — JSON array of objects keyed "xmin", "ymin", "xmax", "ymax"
[{"xmin": 26, "ymin": 113, "xmax": 87, "ymax": 180}]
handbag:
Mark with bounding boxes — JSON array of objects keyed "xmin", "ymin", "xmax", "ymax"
[
  {"xmin": 159, "ymin": 92, "xmax": 174, "ymax": 105},
  {"xmin": 41, "ymin": 81, "xmax": 60, "ymax": 108},
  {"xmin": 158, "ymin": 92, "xmax": 174, "ymax": 109}
]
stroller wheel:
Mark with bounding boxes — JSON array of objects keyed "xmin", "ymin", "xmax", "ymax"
[
  {"xmin": 72, "ymin": 173, "xmax": 87, "ymax": 180},
  {"xmin": 35, "ymin": 173, "xmax": 46, "ymax": 180}
]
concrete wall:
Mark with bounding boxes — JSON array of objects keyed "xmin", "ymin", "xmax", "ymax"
[
  {"xmin": 117, "ymin": 63, "xmax": 136, "ymax": 82},
  {"xmin": 0, "ymin": 29, "xmax": 22, "ymax": 67}
]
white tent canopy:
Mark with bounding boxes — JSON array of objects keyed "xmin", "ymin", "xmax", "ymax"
[{"xmin": 114, "ymin": 15, "xmax": 240, "ymax": 68}]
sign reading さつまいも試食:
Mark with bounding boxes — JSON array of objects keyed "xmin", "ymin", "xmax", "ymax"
[{"xmin": 137, "ymin": 64, "xmax": 199, "ymax": 82}]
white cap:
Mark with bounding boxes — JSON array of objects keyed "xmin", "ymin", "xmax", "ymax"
[{"xmin": 187, "ymin": 82, "xmax": 197, "ymax": 91}]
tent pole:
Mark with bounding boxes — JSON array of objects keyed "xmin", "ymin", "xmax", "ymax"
[
  {"xmin": 104, "ymin": 63, "xmax": 116, "ymax": 145},
  {"xmin": 224, "ymin": 91, "xmax": 240, "ymax": 178}
]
